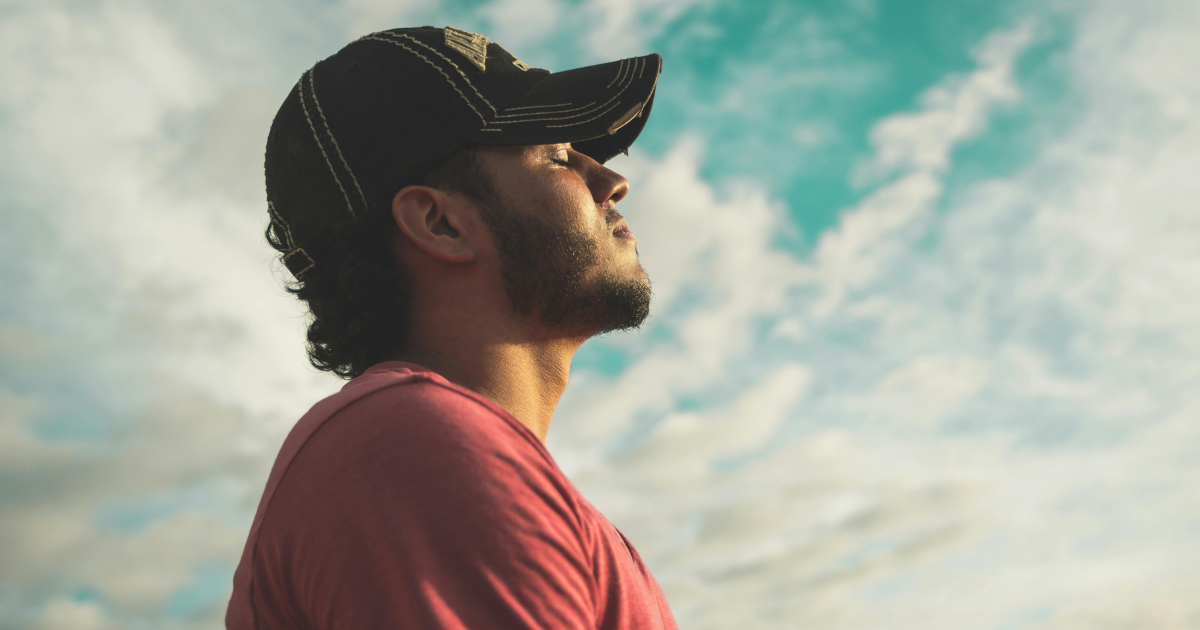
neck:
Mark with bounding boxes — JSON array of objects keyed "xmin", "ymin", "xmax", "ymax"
[{"xmin": 395, "ymin": 313, "xmax": 586, "ymax": 442}]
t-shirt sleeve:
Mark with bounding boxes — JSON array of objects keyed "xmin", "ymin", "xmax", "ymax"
[{"xmin": 252, "ymin": 381, "xmax": 597, "ymax": 630}]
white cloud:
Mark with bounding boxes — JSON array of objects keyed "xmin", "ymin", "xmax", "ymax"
[
  {"xmin": 4, "ymin": 0, "xmax": 1200, "ymax": 628},
  {"xmin": 478, "ymin": 0, "xmax": 565, "ymax": 49},
  {"xmin": 75, "ymin": 512, "xmax": 244, "ymax": 611},
  {"xmin": 557, "ymin": 5, "xmax": 1200, "ymax": 627},
  {"xmin": 552, "ymin": 135, "xmax": 806, "ymax": 447},
  {"xmin": 343, "ymin": 0, "xmax": 440, "ymax": 38},
  {"xmin": 31, "ymin": 599, "xmax": 117, "ymax": 630},
  {"xmin": 853, "ymin": 20, "xmax": 1035, "ymax": 185},
  {"xmin": 812, "ymin": 19, "xmax": 1035, "ymax": 319},
  {"xmin": 0, "ymin": 390, "xmax": 73, "ymax": 469},
  {"xmin": 0, "ymin": 4, "xmax": 337, "ymax": 627},
  {"xmin": 613, "ymin": 364, "xmax": 811, "ymax": 485},
  {"xmin": 578, "ymin": 0, "xmax": 712, "ymax": 60},
  {"xmin": 874, "ymin": 355, "xmax": 991, "ymax": 429},
  {"xmin": 549, "ymin": 24, "xmax": 1037, "ymax": 615},
  {"xmin": 792, "ymin": 120, "xmax": 839, "ymax": 148}
]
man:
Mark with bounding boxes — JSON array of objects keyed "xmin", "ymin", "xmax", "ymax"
[{"xmin": 225, "ymin": 26, "xmax": 676, "ymax": 629}]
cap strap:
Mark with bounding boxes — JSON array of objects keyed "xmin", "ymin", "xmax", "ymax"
[{"xmin": 282, "ymin": 248, "xmax": 315, "ymax": 278}]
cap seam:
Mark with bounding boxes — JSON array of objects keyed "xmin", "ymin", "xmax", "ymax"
[
  {"xmin": 494, "ymin": 101, "xmax": 597, "ymax": 119},
  {"xmin": 605, "ymin": 58, "xmax": 628, "ymax": 89},
  {"xmin": 358, "ymin": 35, "xmax": 488, "ymax": 124},
  {"xmin": 379, "ymin": 31, "xmax": 498, "ymax": 116},
  {"xmin": 545, "ymin": 100, "xmax": 625, "ymax": 129},
  {"xmin": 267, "ymin": 201, "xmax": 296, "ymax": 249},
  {"xmin": 490, "ymin": 57, "xmax": 644, "ymax": 126},
  {"xmin": 310, "ymin": 65, "xmax": 368, "ymax": 214},
  {"xmin": 504, "ymin": 102, "xmax": 572, "ymax": 111},
  {"xmin": 299, "ymin": 70, "xmax": 356, "ymax": 219}
]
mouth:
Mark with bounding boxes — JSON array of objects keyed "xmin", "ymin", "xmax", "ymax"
[{"xmin": 609, "ymin": 211, "xmax": 634, "ymax": 239}]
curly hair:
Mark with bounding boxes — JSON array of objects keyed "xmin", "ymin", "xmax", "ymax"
[{"xmin": 266, "ymin": 146, "xmax": 495, "ymax": 379}]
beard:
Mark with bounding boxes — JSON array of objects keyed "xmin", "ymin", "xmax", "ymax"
[{"xmin": 478, "ymin": 199, "xmax": 651, "ymax": 335}]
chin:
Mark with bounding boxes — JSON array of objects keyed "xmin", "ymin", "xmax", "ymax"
[{"xmin": 593, "ymin": 266, "xmax": 652, "ymax": 334}]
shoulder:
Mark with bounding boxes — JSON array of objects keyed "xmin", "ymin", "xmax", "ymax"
[
  {"xmin": 279, "ymin": 362, "xmax": 536, "ymax": 458},
  {"xmin": 264, "ymin": 362, "xmax": 588, "ymax": 541},
  {"xmin": 242, "ymin": 365, "xmax": 601, "ymax": 629},
  {"xmin": 325, "ymin": 363, "xmax": 543, "ymax": 454},
  {"xmin": 274, "ymin": 362, "xmax": 568, "ymax": 503}
]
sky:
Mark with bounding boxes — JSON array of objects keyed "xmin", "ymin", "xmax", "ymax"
[{"xmin": 1, "ymin": 0, "xmax": 1199, "ymax": 628}]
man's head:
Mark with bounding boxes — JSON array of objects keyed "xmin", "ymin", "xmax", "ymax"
[
  {"xmin": 393, "ymin": 143, "xmax": 650, "ymax": 337},
  {"xmin": 264, "ymin": 27, "xmax": 660, "ymax": 377}
]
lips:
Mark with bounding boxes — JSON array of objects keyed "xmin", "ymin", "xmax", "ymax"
[{"xmin": 606, "ymin": 206, "xmax": 634, "ymax": 239}]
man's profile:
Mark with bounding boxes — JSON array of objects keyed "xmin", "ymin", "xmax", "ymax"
[{"xmin": 225, "ymin": 26, "xmax": 676, "ymax": 629}]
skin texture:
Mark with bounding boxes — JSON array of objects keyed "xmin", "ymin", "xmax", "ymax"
[{"xmin": 388, "ymin": 143, "xmax": 648, "ymax": 441}]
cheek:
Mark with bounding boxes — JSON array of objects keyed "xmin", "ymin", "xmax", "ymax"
[
  {"xmin": 495, "ymin": 167, "xmax": 600, "ymax": 234},
  {"xmin": 540, "ymin": 180, "xmax": 602, "ymax": 234},
  {"xmin": 553, "ymin": 180, "xmax": 596, "ymax": 222}
]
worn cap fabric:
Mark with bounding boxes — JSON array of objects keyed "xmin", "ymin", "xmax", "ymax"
[{"xmin": 265, "ymin": 26, "xmax": 663, "ymax": 279}]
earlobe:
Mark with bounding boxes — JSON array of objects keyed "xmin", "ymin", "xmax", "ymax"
[{"xmin": 391, "ymin": 186, "xmax": 477, "ymax": 263}]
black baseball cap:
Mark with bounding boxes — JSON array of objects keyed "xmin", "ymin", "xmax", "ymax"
[{"xmin": 265, "ymin": 26, "xmax": 663, "ymax": 279}]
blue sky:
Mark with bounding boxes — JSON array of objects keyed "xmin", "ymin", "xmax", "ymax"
[{"xmin": 2, "ymin": 0, "xmax": 1200, "ymax": 628}]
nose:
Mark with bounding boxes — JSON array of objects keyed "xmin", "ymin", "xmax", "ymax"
[{"xmin": 574, "ymin": 149, "xmax": 629, "ymax": 206}]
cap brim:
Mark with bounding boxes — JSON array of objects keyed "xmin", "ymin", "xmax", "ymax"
[{"xmin": 468, "ymin": 53, "xmax": 662, "ymax": 164}]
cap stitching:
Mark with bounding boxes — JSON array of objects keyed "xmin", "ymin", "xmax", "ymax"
[
  {"xmin": 377, "ymin": 32, "xmax": 498, "ymax": 115},
  {"xmin": 492, "ymin": 58, "xmax": 639, "ymax": 124},
  {"xmin": 299, "ymin": 70, "xmax": 356, "ymax": 219},
  {"xmin": 490, "ymin": 58, "xmax": 643, "ymax": 125},
  {"xmin": 494, "ymin": 101, "xmax": 598, "ymax": 119},
  {"xmin": 310, "ymin": 65, "xmax": 368, "ymax": 215},
  {"xmin": 613, "ymin": 57, "xmax": 634, "ymax": 88},
  {"xmin": 605, "ymin": 59, "xmax": 628, "ymax": 89},
  {"xmin": 267, "ymin": 201, "xmax": 295, "ymax": 249},
  {"xmin": 400, "ymin": 32, "xmax": 497, "ymax": 113},
  {"xmin": 504, "ymin": 102, "xmax": 572, "ymax": 111},
  {"xmin": 358, "ymin": 35, "xmax": 487, "ymax": 124},
  {"xmin": 545, "ymin": 100, "xmax": 624, "ymax": 129}
]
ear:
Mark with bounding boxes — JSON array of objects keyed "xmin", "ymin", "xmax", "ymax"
[{"xmin": 391, "ymin": 186, "xmax": 478, "ymax": 263}]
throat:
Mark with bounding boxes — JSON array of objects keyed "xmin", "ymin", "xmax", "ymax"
[{"xmin": 396, "ymin": 333, "xmax": 582, "ymax": 443}]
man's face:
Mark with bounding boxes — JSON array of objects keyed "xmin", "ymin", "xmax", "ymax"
[{"xmin": 474, "ymin": 143, "xmax": 651, "ymax": 335}]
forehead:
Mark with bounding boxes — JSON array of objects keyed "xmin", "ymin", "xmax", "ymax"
[{"xmin": 479, "ymin": 143, "xmax": 570, "ymax": 158}]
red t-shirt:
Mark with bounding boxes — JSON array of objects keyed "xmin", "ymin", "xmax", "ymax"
[{"xmin": 226, "ymin": 361, "xmax": 676, "ymax": 629}]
